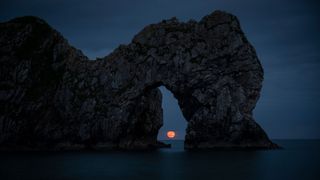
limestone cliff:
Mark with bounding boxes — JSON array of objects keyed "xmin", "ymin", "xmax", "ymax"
[{"xmin": 0, "ymin": 11, "xmax": 278, "ymax": 150}]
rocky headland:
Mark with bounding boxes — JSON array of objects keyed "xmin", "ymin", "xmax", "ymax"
[{"xmin": 0, "ymin": 11, "xmax": 278, "ymax": 150}]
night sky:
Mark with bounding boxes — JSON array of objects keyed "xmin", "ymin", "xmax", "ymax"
[{"xmin": 1, "ymin": 0, "xmax": 319, "ymax": 140}]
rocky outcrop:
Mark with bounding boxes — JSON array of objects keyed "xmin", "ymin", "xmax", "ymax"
[{"xmin": 0, "ymin": 11, "xmax": 277, "ymax": 150}]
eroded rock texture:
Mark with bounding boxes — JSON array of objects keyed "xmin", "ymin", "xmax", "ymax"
[{"xmin": 0, "ymin": 11, "xmax": 277, "ymax": 150}]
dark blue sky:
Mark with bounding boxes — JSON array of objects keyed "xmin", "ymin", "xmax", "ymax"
[{"xmin": 1, "ymin": 0, "xmax": 319, "ymax": 139}]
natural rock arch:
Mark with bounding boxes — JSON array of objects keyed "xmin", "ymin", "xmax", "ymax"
[{"xmin": 0, "ymin": 11, "xmax": 277, "ymax": 150}]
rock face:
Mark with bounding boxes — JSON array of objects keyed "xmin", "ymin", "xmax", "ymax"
[{"xmin": 0, "ymin": 11, "xmax": 277, "ymax": 150}]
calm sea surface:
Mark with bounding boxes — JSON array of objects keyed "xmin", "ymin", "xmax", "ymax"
[{"xmin": 0, "ymin": 140, "xmax": 319, "ymax": 180}]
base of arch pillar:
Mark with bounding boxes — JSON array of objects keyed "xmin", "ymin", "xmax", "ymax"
[
  {"xmin": 184, "ymin": 141, "xmax": 279, "ymax": 150},
  {"xmin": 183, "ymin": 120, "xmax": 280, "ymax": 150}
]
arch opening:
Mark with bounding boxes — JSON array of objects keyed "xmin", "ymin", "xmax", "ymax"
[{"xmin": 157, "ymin": 86, "xmax": 187, "ymax": 146}]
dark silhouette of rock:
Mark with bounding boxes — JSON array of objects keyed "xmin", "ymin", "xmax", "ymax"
[{"xmin": 0, "ymin": 11, "xmax": 278, "ymax": 150}]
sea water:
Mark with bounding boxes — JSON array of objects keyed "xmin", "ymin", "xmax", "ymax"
[{"xmin": 0, "ymin": 140, "xmax": 319, "ymax": 180}]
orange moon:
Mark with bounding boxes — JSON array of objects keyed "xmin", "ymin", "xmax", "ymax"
[{"xmin": 167, "ymin": 131, "xmax": 176, "ymax": 139}]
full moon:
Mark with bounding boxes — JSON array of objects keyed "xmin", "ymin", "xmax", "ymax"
[{"xmin": 167, "ymin": 131, "xmax": 176, "ymax": 139}]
